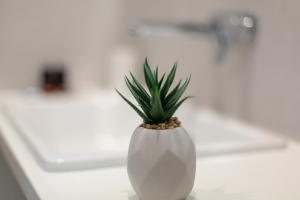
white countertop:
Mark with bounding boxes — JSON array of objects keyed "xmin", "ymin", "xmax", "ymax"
[{"xmin": 0, "ymin": 91, "xmax": 299, "ymax": 200}]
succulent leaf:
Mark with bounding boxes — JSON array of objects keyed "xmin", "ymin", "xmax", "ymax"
[
  {"xmin": 154, "ymin": 67, "xmax": 159, "ymax": 84},
  {"xmin": 125, "ymin": 77, "xmax": 151, "ymax": 112},
  {"xmin": 143, "ymin": 58, "xmax": 156, "ymax": 93},
  {"xmin": 164, "ymin": 79, "xmax": 182, "ymax": 105},
  {"xmin": 129, "ymin": 72, "xmax": 151, "ymax": 102},
  {"xmin": 160, "ymin": 63, "xmax": 177, "ymax": 99},
  {"xmin": 165, "ymin": 75, "xmax": 191, "ymax": 110},
  {"xmin": 161, "ymin": 96, "xmax": 192, "ymax": 122},
  {"xmin": 149, "ymin": 86, "xmax": 164, "ymax": 120},
  {"xmin": 115, "ymin": 89, "xmax": 153, "ymax": 124},
  {"xmin": 158, "ymin": 73, "xmax": 165, "ymax": 89}
]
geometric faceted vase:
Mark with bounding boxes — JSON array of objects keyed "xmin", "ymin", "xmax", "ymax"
[{"xmin": 127, "ymin": 126, "xmax": 196, "ymax": 200}]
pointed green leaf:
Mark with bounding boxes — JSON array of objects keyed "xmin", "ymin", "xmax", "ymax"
[
  {"xmin": 158, "ymin": 73, "xmax": 165, "ymax": 89},
  {"xmin": 154, "ymin": 66, "xmax": 158, "ymax": 84},
  {"xmin": 165, "ymin": 75, "xmax": 191, "ymax": 110},
  {"xmin": 160, "ymin": 63, "xmax": 177, "ymax": 99},
  {"xmin": 149, "ymin": 87, "xmax": 164, "ymax": 122},
  {"xmin": 115, "ymin": 89, "xmax": 153, "ymax": 123},
  {"xmin": 126, "ymin": 76, "xmax": 151, "ymax": 107},
  {"xmin": 163, "ymin": 79, "xmax": 182, "ymax": 106},
  {"xmin": 161, "ymin": 96, "xmax": 192, "ymax": 122},
  {"xmin": 129, "ymin": 72, "xmax": 151, "ymax": 101},
  {"xmin": 143, "ymin": 58, "xmax": 156, "ymax": 93},
  {"xmin": 125, "ymin": 77, "xmax": 151, "ymax": 113}
]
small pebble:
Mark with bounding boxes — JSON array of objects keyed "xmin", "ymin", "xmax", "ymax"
[{"xmin": 141, "ymin": 116, "xmax": 181, "ymax": 130}]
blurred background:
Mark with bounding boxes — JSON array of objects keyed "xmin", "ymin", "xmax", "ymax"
[
  {"xmin": 0, "ymin": 0, "xmax": 298, "ymax": 199},
  {"xmin": 0, "ymin": 0, "xmax": 298, "ymax": 140}
]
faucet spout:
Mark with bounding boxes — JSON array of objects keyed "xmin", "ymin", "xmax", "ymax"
[
  {"xmin": 129, "ymin": 20, "xmax": 213, "ymax": 36},
  {"xmin": 128, "ymin": 12, "xmax": 257, "ymax": 63}
]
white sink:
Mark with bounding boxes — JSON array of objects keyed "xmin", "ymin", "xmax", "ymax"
[{"xmin": 2, "ymin": 92, "xmax": 286, "ymax": 171}]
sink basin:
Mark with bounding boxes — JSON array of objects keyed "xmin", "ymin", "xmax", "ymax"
[{"xmin": 2, "ymin": 92, "xmax": 286, "ymax": 171}]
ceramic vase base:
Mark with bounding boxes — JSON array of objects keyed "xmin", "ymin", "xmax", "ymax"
[{"xmin": 127, "ymin": 127, "xmax": 196, "ymax": 200}]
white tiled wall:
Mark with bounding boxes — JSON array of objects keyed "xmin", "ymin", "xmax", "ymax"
[{"xmin": 0, "ymin": 0, "xmax": 298, "ymax": 139}]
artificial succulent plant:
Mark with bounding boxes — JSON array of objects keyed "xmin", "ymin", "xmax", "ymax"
[{"xmin": 116, "ymin": 58, "xmax": 191, "ymax": 125}]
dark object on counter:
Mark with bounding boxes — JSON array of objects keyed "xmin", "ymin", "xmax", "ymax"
[{"xmin": 41, "ymin": 65, "xmax": 67, "ymax": 92}]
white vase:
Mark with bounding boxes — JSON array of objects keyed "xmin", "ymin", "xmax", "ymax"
[{"xmin": 127, "ymin": 126, "xmax": 196, "ymax": 200}]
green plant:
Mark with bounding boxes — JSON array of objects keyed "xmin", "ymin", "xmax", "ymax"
[{"xmin": 116, "ymin": 58, "xmax": 191, "ymax": 124}]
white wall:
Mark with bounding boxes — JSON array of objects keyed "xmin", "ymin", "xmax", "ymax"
[
  {"xmin": 0, "ymin": 0, "xmax": 298, "ymax": 129},
  {"xmin": 0, "ymin": 0, "xmax": 121, "ymax": 88},
  {"xmin": 0, "ymin": 0, "xmax": 298, "ymax": 137}
]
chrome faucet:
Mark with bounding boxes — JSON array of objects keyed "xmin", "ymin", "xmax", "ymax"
[{"xmin": 129, "ymin": 12, "xmax": 257, "ymax": 62}]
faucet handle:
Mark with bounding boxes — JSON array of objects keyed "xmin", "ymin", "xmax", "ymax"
[{"xmin": 212, "ymin": 13, "xmax": 257, "ymax": 61}]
